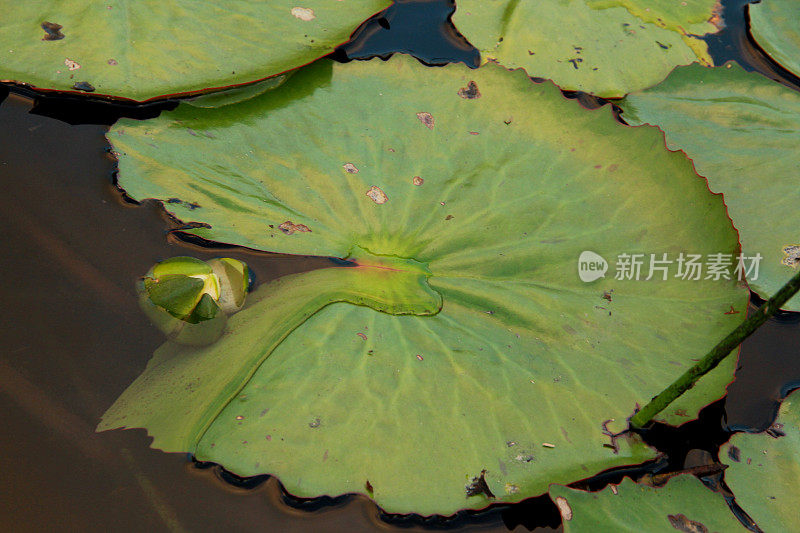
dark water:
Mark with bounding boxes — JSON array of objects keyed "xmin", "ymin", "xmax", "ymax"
[
  {"xmin": 336, "ymin": 0, "xmax": 479, "ymax": 66},
  {"xmin": 705, "ymin": 0, "xmax": 800, "ymax": 92},
  {"xmin": 1, "ymin": 0, "xmax": 799, "ymax": 531}
]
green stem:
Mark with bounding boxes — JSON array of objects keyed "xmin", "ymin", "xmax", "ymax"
[{"xmin": 630, "ymin": 268, "xmax": 800, "ymax": 429}]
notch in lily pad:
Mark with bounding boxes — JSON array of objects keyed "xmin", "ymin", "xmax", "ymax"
[{"xmin": 139, "ymin": 256, "xmax": 249, "ymax": 345}]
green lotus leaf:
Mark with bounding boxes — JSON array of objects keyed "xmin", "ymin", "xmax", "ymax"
[
  {"xmin": 721, "ymin": 389, "xmax": 800, "ymax": 532},
  {"xmin": 750, "ymin": 0, "xmax": 800, "ymax": 78},
  {"xmin": 450, "ymin": 0, "xmax": 719, "ymax": 97},
  {"xmin": 0, "ymin": 0, "xmax": 389, "ymax": 101},
  {"xmin": 586, "ymin": 0, "xmax": 721, "ymax": 34},
  {"xmin": 99, "ymin": 56, "xmax": 747, "ymax": 514},
  {"xmin": 619, "ymin": 62, "xmax": 800, "ymax": 310},
  {"xmin": 549, "ymin": 476, "xmax": 746, "ymax": 531}
]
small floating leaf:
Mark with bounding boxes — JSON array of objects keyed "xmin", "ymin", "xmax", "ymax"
[
  {"xmin": 550, "ymin": 476, "xmax": 747, "ymax": 531},
  {"xmin": 750, "ymin": 0, "xmax": 800, "ymax": 78},
  {"xmin": 451, "ymin": 0, "xmax": 720, "ymax": 97},
  {"xmin": 100, "ymin": 56, "xmax": 746, "ymax": 515},
  {"xmin": 620, "ymin": 63, "xmax": 800, "ymax": 310},
  {"xmin": 721, "ymin": 389, "xmax": 800, "ymax": 532}
]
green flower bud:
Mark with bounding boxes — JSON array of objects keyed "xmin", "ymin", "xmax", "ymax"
[
  {"xmin": 207, "ymin": 258, "xmax": 249, "ymax": 313},
  {"xmin": 138, "ymin": 256, "xmax": 249, "ymax": 345}
]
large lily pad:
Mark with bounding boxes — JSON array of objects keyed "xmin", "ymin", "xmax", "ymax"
[
  {"xmin": 549, "ymin": 476, "xmax": 746, "ymax": 531},
  {"xmin": 450, "ymin": 0, "xmax": 720, "ymax": 97},
  {"xmin": 750, "ymin": 0, "xmax": 800, "ymax": 78},
  {"xmin": 0, "ymin": 0, "xmax": 389, "ymax": 101},
  {"xmin": 620, "ymin": 63, "xmax": 800, "ymax": 310},
  {"xmin": 721, "ymin": 389, "xmax": 800, "ymax": 531},
  {"xmin": 99, "ymin": 56, "xmax": 747, "ymax": 514}
]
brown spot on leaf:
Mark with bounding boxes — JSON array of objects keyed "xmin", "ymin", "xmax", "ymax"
[
  {"xmin": 767, "ymin": 423, "xmax": 786, "ymax": 438},
  {"xmin": 309, "ymin": 418, "xmax": 321, "ymax": 428},
  {"xmin": 365, "ymin": 480, "xmax": 374, "ymax": 494},
  {"xmin": 41, "ymin": 21, "xmax": 64, "ymax": 41},
  {"xmin": 291, "ymin": 7, "xmax": 315, "ymax": 21},
  {"xmin": 366, "ymin": 186, "xmax": 388, "ymax": 204},
  {"xmin": 278, "ymin": 221, "xmax": 311, "ymax": 235},
  {"xmin": 171, "ymin": 221, "xmax": 211, "ymax": 232},
  {"xmin": 64, "ymin": 58, "xmax": 80, "ymax": 71},
  {"xmin": 568, "ymin": 58, "xmax": 583, "ymax": 69},
  {"xmin": 727, "ymin": 445, "xmax": 741, "ymax": 462},
  {"xmin": 445, "ymin": 214, "xmax": 454, "ymax": 220},
  {"xmin": 416, "ymin": 354, "xmax": 424, "ymax": 361},
  {"xmin": 667, "ymin": 514, "xmax": 708, "ymax": 533},
  {"xmin": 72, "ymin": 81, "xmax": 95, "ymax": 92},
  {"xmin": 458, "ymin": 80, "xmax": 481, "ymax": 99},
  {"xmin": 416, "ymin": 112, "xmax": 434, "ymax": 130},
  {"xmin": 781, "ymin": 245, "xmax": 800, "ymax": 267},
  {"xmin": 413, "ymin": 176, "xmax": 424, "ymax": 186},
  {"xmin": 465, "ymin": 470, "xmax": 495, "ymax": 499},
  {"xmin": 108, "ymin": 58, "xmax": 118, "ymax": 66},
  {"xmin": 601, "ymin": 419, "xmax": 621, "ymax": 454},
  {"xmin": 343, "ymin": 162, "xmax": 359, "ymax": 173},
  {"xmin": 709, "ymin": 0, "xmax": 724, "ymax": 29},
  {"xmin": 554, "ymin": 496, "xmax": 572, "ymax": 521},
  {"xmin": 356, "ymin": 332, "xmax": 367, "ymax": 340}
]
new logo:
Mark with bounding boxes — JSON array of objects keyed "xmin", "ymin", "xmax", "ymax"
[{"xmin": 578, "ymin": 251, "xmax": 608, "ymax": 282}]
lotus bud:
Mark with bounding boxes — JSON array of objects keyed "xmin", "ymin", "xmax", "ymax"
[
  {"xmin": 138, "ymin": 256, "xmax": 250, "ymax": 346},
  {"xmin": 207, "ymin": 257, "xmax": 250, "ymax": 313}
]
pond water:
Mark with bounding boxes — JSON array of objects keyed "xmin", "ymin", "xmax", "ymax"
[{"xmin": 1, "ymin": 0, "xmax": 798, "ymax": 531}]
